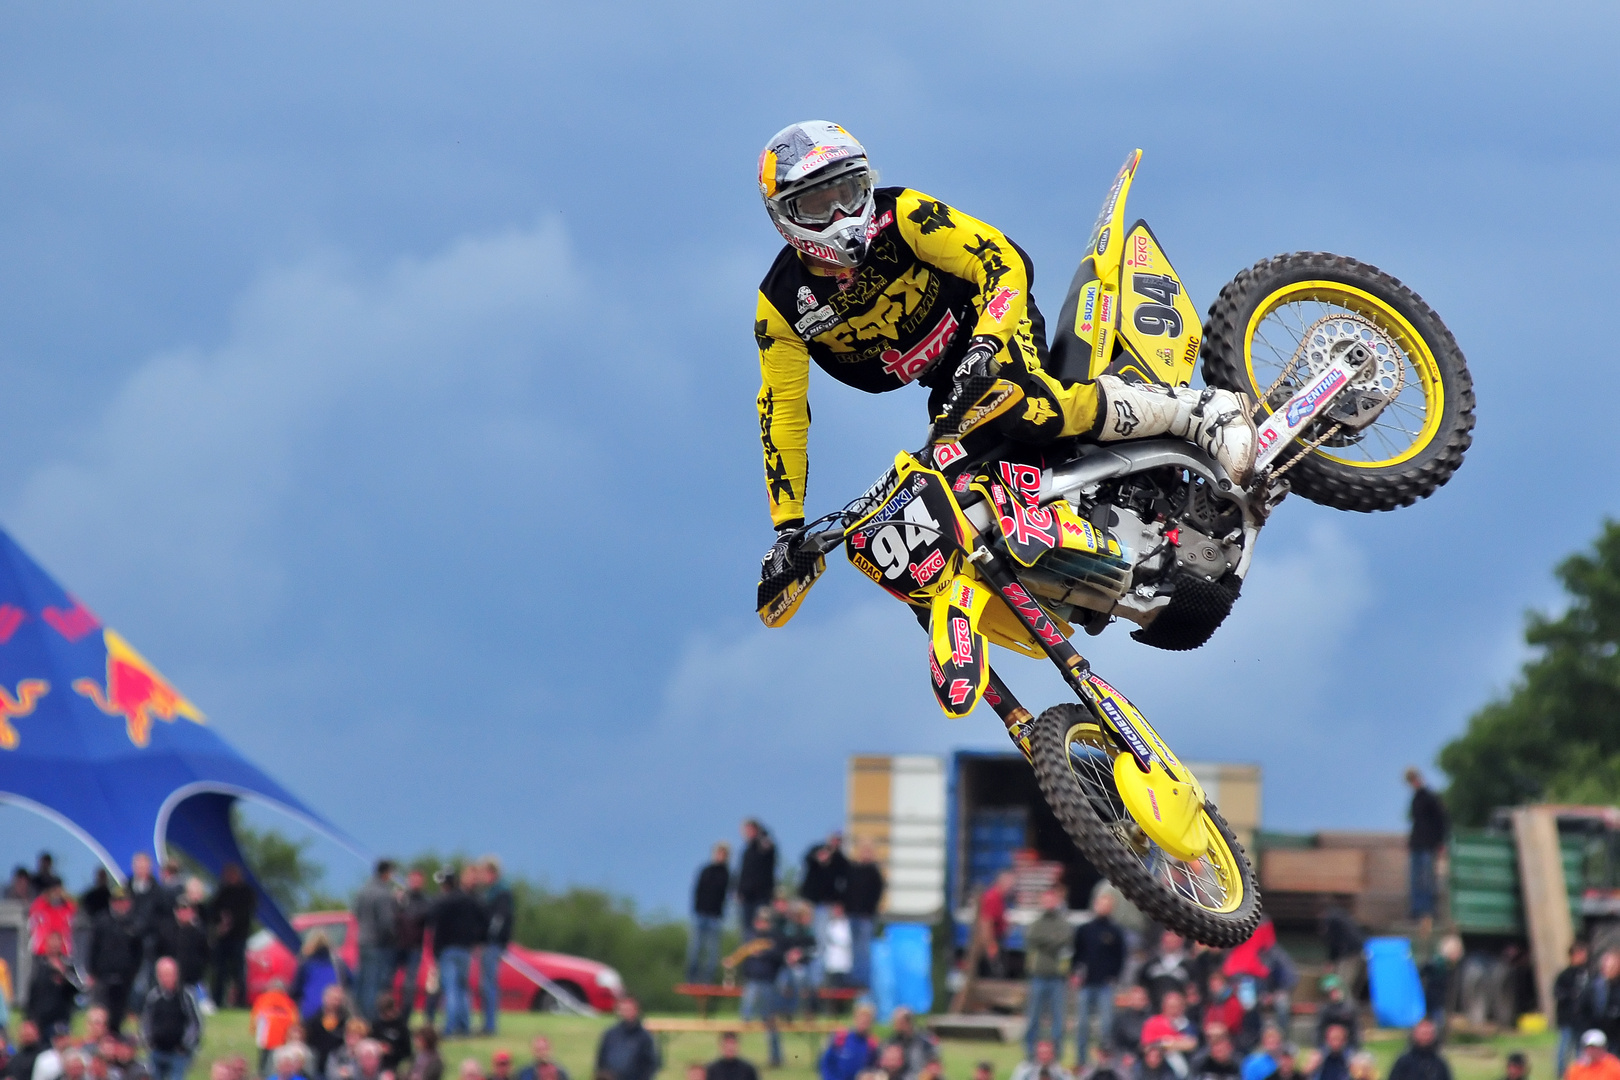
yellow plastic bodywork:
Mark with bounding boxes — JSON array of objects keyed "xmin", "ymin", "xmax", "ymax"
[
  {"xmin": 929, "ymin": 574, "xmax": 991, "ymax": 717},
  {"xmin": 1084, "ymin": 673, "xmax": 1211, "ymax": 859}
]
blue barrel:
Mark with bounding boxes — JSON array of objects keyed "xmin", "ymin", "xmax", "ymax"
[
  {"xmin": 871, "ymin": 922, "xmax": 934, "ymax": 1020},
  {"xmin": 1364, "ymin": 937, "xmax": 1425, "ymax": 1028}
]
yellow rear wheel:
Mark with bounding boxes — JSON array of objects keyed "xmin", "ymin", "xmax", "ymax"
[{"xmin": 1203, "ymin": 253, "xmax": 1474, "ymax": 512}]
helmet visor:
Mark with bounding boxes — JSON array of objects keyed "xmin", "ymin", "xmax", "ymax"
[{"xmin": 783, "ymin": 170, "xmax": 873, "ymax": 226}]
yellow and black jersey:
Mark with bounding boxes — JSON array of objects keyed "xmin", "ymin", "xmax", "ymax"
[{"xmin": 755, "ymin": 187, "xmax": 1102, "ymax": 526}]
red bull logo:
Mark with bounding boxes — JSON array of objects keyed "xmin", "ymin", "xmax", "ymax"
[
  {"xmin": 73, "ymin": 629, "xmax": 205, "ymax": 747},
  {"xmin": 0, "ymin": 679, "xmax": 49, "ymax": 750}
]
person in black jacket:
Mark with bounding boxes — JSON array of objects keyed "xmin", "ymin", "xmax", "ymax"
[
  {"xmin": 705, "ymin": 1033, "xmax": 759, "ymax": 1080},
  {"xmin": 686, "ymin": 843, "xmax": 731, "ymax": 985},
  {"xmin": 736, "ymin": 821, "xmax": 776, "ymax": 934},
  {"xmin": 843, "ymin": 840, "xmax": 884, "ymax": 990},
  {"xmin": 429, "ymin": 866, "xmax": 487, "ymax": 1037},
  {"xmin": 1578, "ymin": 949, "xmax": 1620, "ymax": 1049},
  {"xmin": 596, "ymin": 999, "xmax": 660, "ymax": 1080},
  {"xmin": 89, "ymin": 892, "xmax": 144, "ymax": 1033},
  {"xmin": 1404, "ymin": 769, "xmax": 1449, "ymax": 932},
  {"xmin": 1557, "ymin": 942, "xmax": 1593, "ymax": 1078},
  {"xmin": 26, "ymin": 934, "xmax": 79, "ymax": 1035},
  {"xmin": 3, "ymin": 1021, "xmax": 44, "ymax": 1080},
  {"xmin": 725, "ymin": 910, "xmax": 791, "ymax": 1068},
  {"xmin": 1386, "ymin": 1020, "xmax": 1451, "ymax": 1080},
  {"xmin": 477, "ymin": 856, "xmax": 512, "ymax": 1037},
  {"xmin": 396, "ymin": 869, "xmax": 433, "ymax": 1023},
  {"xmin": 207, "ymin": 863, "xmax": 257, "ymax": 1009},
  {"xmin": 799, "ymin": 833, "xmax": 849, "ymax": 987},
  {"xmin": 139, "ymin": 958, "xmax": 202, "ymax": 1080},
  {"xmin": 1071, "ymin": 891, "xmax": 1125, "ymax": 1069}
]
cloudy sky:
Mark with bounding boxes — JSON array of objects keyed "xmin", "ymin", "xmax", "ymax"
[{"xmin": 1, "ymin": 1, "xmax": 1616, "ymax": 911}]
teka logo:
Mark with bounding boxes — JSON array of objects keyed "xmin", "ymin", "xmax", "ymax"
[
  {"xmin": 909, "ymin": 548, "xmax": 946, "ymax": 585},
  {"xmin": 881, "ymin": 311, "xmax": 960, "ymax": 384},
  {"xmin": 951, "ymin": 616, "xmax": 974, "ymax": 667}
]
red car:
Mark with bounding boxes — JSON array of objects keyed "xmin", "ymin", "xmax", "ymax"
[{"xmin": 245, "ymin": 910, "xmax": 625, "ymax": 1013}]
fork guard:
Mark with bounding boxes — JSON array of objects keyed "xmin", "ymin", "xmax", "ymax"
[{"xmin": 927, "ymin": 573, "xmax": 991, "ymax": 717}]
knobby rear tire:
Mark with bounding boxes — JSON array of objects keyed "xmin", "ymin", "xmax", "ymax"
[
  {"xmin": 1029, "ymin": 703, "xmax": 1263, "ymax": 946},
  {"xmin": 1202, "ymin": 252, "xmax": 1475, "ymax": 512}
]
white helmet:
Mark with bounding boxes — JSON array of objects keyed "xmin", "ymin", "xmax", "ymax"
[{"xmin": 758, "ymin": 121, "xmax": 875, "ymax": 268}]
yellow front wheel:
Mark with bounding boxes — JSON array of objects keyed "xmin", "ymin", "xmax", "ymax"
[
  {"xmin": 1029, "ymin": 704, "xmax": 1261, "ymax": 946},
  {"xmin": 1202, "ymin": 253, "xmax": 1475, "ymax": 512}
]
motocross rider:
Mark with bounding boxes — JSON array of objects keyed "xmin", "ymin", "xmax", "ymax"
[{"xmin": 755, "ymin": 121, "xmax": 1257, "ymax": 580}]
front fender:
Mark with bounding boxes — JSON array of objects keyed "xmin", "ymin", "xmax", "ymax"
[{"xmin": 928, "ymin": 574, "xmax": 991, "ymax": 718}]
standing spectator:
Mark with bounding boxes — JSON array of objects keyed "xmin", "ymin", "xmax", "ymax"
[
  {"xmin": 1386, "ymin": 1020, "xmax": 1450, "ymax": 1080},
  {"xmin": 89, "ymin": 891, "xmax": 143, "ymax": 1033},
  {"xmin": 1420, "ymin": 935, "xmax": 1463, "ymax": 1031},
  {"xmin": 818, "ymin": 1004, "xmax": 878, "ymax": 1080},
  {"xmin": 1581, "ymin": 950, "xmax": 1620, "ymax": 1049},
  {"xmin": 822, "ymin": 904, "xmax": 854, "ymax": 990},
  {"xmin": 1141, "ymin": 932, "xmax": 1192, "ymax": 1010},
  {"xmin": 367, "ymin": 994, "xmax": 410, "ymax": 1073},
  {"xmin": 886, "ymin": 1007, "xmax": 938, "ymax": 1080},
  {"xmin": 1313, "ymin": 1025, "xmax": 1351, "ymax": 1080},
  {"xmin": 291, "ymin": 934, "xmax": 348, "ymax": 1021},
  {"xmin": 800, "ymin": 833, "xmax": 850, "ymax": 988},
  {"xmin": 1024, "ymin": 887, "xmax": 1072, "ymax": 1060},
  {"xmin": 6, "ymin": 867, "xmax": 34, "ymax": 901},
  {"xmin": 127, "ymin": 855, "xmax": 169, "ymax": 1001},
  {"xmin": 406, "ymin": 1031, "xmax": 441, "ymax": 1080},
  {"xmin": 1010, "ymin": 1040, "xmax": 1074, "ymax": 1080},
  {"xmin": 207, "ymin": 865, "xmax": 256, "ymax": 1010},
  {"xmin": 428, "ymin": 866, "xmax": 486, "ymax": 1038},
  {"xmin": 977, "ymin": 870, "xmax": 1016, "ymax": 978},
  {"xmin": 705, "ymin": 1033, "xmax": 758, "ymax": 1080},
  {"xmin": 736, "ymin": 821, "xmax": 777, "ymax": 935},
  {"xmin": 1404, "ymin": 769, "xmax": 1449, "ymax": 933},
  {"xmin": 726, "ymin": 910, "xmax": 788, "ymax": 1068},
  {"xmin": 1569, "ymin": 1034, "xmax": 1620, "ymax": 1080},
  {"xmin": 78, "ymin": 870, "xmax": 114, "ymax": 967},
  {"xmin": 516, "ymin": 1037, "xmax": 570, "ymax": 1080},
  {"xmin": 1110, "ymin": 985, "xmax": 1151, "ymax": 1059},
  {"xmin": 844, "ymin": 841, "xmax": 884, "ymax": 989},
  {"xmin": 1072, "ymin": 890, "xmax": 1125, "ymax": 1069},
  {"xmin": 1141, "ymin": 990, "xmax": 1200, "ymax": 1076},
  {"xmin": 31, "ymin": 854, "xmax": 57, "ymax": 895},
  {"xmin": 353, "ymin": 861, "xmax": 399, "ymax": 1023},
  {"xmin": 395, "ymin": 869, "xmax": 432, "ymax": 1024},
  {"xmin": 1190, "ymin": 1031, "xmax": 1242, "ymax": 1080},
  {"xmin": 4, "ymin": 1022, "xmax": 44, "ymax": 1080},
  {"xmin": 1314, "ymin": 977, "xmax": 1359, "ymax": 1049},
  {"xmin": 686, "ymin": 844, "xmax": 731, "ymax": 985},
  {"xmin": 477, "ymin": 856, "xmax": 512, "ymax": 1036},
  {"xmin": 26, "ymin": 935, "xmax": 78, "ymax": 1034},
  {"xmin": 1203, "ymin": 974, "xmax": 1246, "ymax": 1043},
  {"xmin": 1321, "ymin": 905, "xmax": 1363, "ymax": 994},
  {"xmin": 28, "ymin": 882, "xmax": 76, "ymax": 958},
  {"xmin": 777, "ymin": 903, "xmax": 817, "ymax": 1019},
  {"xmin": 1559, "ymin": 943, "xmax": 1594, "ymax": 1078},
  {"xmin": 595, "ymin": 999, "xmax": 660, "ymax": 1080},
  {"xmin": 139, "ymin": 958, "xmax": 201, "ymax": 1080},
  {"xmin": 250, "ymin": 980, "xmax": 300, "ymax": 1076},
  {"xmin": 303, "ymin": 986, "xmax": 349, "ymax": 1079},
  {"xmin": 1242, "ymin": 1027, "xmax": 1285, "ymax": 1080},
  {"xmin": 158, "ymin": 904, "xmax": 210, "ymax": 1016}
]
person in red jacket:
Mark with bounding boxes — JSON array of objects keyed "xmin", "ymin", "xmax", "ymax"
[{"xmin": 28, "ymin": 880, "xmax": 76, "ymax": 957}]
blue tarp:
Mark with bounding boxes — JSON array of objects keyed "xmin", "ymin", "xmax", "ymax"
[
  {"xmin": 871, "ymin": 922, "xmax": 933, "ymax": 1019},
  {"xmin": 0, "ymin": 528, "xmax": 356, "ymax": 947}
]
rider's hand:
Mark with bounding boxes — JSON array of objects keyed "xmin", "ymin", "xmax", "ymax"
[
  {"xmin": 761, "ymin": 519, "xmax": 805, "ymax": 581},
  {"xmin": 952, "ymin": 334, "xmax": 1003, "ymax": 385}
]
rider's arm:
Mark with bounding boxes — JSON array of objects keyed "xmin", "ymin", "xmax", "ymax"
[
  {"xmin": 892, "ymin": 188, "xmax": 1032, "ymax": 348},
  {"xmin": 756, "ymin": 291, "xmax": 811, "ymax": 528}
]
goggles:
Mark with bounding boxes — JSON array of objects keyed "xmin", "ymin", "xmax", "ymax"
[{"xmin": 782, "ymin": 169, "xmax": 873, "ymax": 226}]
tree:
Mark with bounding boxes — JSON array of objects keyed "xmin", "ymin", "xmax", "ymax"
[{"xmin": 1440, "ymin": 520, "xmax": 1620, "ymax": 825}]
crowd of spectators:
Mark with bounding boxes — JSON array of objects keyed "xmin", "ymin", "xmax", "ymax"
[{"xmin": 0, "ymin": 852, "xmax": 523, "ymax": 1080}]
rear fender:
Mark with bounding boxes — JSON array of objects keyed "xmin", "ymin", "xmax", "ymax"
[{"xmin": 928, "ymin": 574, "xmax": 991, "ymax": 717}]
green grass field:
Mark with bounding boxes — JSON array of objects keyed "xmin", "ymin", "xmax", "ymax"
[{"xmin": 175, "ymin": 1010, "xmax": 1557, "ymax": 1080}]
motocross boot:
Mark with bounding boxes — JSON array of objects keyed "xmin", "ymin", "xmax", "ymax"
[{"xmin": 1094, "ymin": 375, "xmax": 1258, "ymax": 485}]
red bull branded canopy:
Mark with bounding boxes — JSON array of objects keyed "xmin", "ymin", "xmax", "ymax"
[{"xmin": 0, "ymin": 528, "xmax": 357, "ymax": 947}]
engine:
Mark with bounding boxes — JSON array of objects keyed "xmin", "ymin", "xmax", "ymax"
[{"xmin": 1020, "ymin": 465, "xmax": 1250, "ymax": 651}]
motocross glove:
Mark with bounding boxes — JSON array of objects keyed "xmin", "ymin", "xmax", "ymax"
[
  {"xmin": 760, "ymin": 519, "xmax": 805, "ymax": 582},
  {"xmin": 952, "ymin": 334, "xmax": 1003, "ymax": 384}
]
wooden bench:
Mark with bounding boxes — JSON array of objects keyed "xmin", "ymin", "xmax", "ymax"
[{"xmin": 673, "ymin": 984, "xmax": 863, "ymax": 1019}]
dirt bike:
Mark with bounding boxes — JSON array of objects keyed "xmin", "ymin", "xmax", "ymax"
[{"xmin": 756, "ymin": 150, "xmax": 1474, "ymax": 945}]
